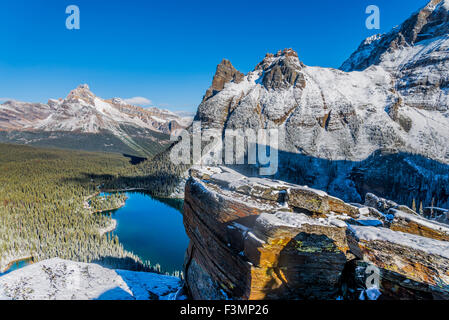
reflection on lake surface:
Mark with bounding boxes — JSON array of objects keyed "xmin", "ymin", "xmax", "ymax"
[
  {"xmin": 104, "ymin": 192, "xmax": 189, "ymax": 274},
  {"xmin": 0, "ymin": 192, "xmax": 188, "ymax": 276}
]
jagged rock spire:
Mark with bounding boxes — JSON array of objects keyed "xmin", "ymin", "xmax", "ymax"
[
  {"xmin": 203, "ymin": 59, "xmax": 244, "ymax": 102},
  {"xmin": 256, "ymin": 48, "xmax": 306, "ymax": 90}
]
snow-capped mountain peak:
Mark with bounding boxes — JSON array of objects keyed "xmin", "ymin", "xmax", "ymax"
[
  {"xmin": 196, "ymin": 6, "xmax": 449, "ymax": 164},
  {"xmin": 193, "ymin": 0, "xmax": 449, "ymax": 208},
  {"xmin": 341, "ymin": 0, "xmax": 449, "ymax": 72},
  {"xmin": 0, "ymin": 85, "xmax": 193, "ymax": 156},
  {"xmin": 0, "ymin": 84, "xmax": 192, "ymax": 135},
  {"xmin": 255, "ymin": 48, "xmax": 306, "ymax": 90},
  {"xmin": 66, "ymin": 84, "xmax": 96, "ymax": 104}
]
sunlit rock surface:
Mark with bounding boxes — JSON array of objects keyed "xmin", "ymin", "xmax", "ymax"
[
  {"xmin": 193, "ymin": 0, "xmax": 449, "ymax": 209},
  {"xmin": 183, "ymin": 166, "xmax": 449, "ymax": 300}
]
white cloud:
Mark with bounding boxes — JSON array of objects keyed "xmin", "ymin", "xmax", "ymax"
[
  {"xmin": 123, "ymin": 97, "xmax": 152, "ymax": 106},
  {"xmin": 0, "ymin": 98, "xmax": 13, "ymax": 103}
]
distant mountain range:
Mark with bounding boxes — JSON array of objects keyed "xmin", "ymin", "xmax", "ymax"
[
  {"xmin": 194, "ymin": 0, "xmax": 449, "ymax": 208},
  {"xmin": 0, "ymin": 84, "xmax": 192, "ymax": 157}
]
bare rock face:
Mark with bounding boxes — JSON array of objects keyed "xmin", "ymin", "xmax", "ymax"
[
  {"xmin": 244, "ymin": 212, "xmax": 349, "ymax": 299},
  {"xmin": 256, "ymin": 49, "xmax": 306, "ymax": 90},
  {"xmin": 183, "ymin": 166, "xmax": 449, "ymax": 300},
  {"xmin": 203, "ymin": 59, "xmax": 244, "ymax": 102},
  {"xmin": 347, "ymin": 225, "xmax": 449, "ymax": 299},
  {"xmin": 192, "ymin": 0, "xmax": 449, "ymax": 212},
  {"xmin": 184, "ymin": 166, "xmax": 354, "ymax": 299}
]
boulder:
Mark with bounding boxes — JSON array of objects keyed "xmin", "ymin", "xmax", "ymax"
[
  {"xmin": 388, "ymin": 209, "xmax": 449, "ymax": 241},
  {"xmin": 184, "ymin": 166, "xmax": 355, "ymax": 299},
  {"xmin": 183, "ymin": 166, "xmax": 449, "ymax": 300},
  {"xmin": 347, "ymin": 225, "xmax": 449, "ymax": 299}
]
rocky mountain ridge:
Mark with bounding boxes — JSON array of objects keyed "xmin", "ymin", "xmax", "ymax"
[
  {"xmin": 0, "ymin": 84, "xmax": 192, "ymax": 135},
  {"xmin": 183, "ymin": 166, "xmax": 449, "ymax": 300},
  {"xmin": 194, "ymin": 0, "xmax": 449, "ymax": 209},
  {"xmin": 0, "ymin": 85, "xmax": 192, "ymax": 156}
]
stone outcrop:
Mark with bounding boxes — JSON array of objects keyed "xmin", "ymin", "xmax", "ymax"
[
  {"xmin": 203, "ymin": 59, "xmax": 244, "ymax": 102},
  {"xmin": 388, "ymin": 209, "xmax": 449, "ymax": 241},
  {"xmin": 364, "ymin": 193, "xmax": 449, "ymax": 241},
  {"xmin": 256, "ymin": 49, "xmax": 306, "ymax": 90},
  {"xmin": 183, "ymin": 166, "xmax": 449, "ymax": 300},
  {"xmin": 192, "ymin": 0, "xmax": 449, "ymax": 213},
  {"xmin": 347, "ymin": 226, "xmax": 449, "ymax": 300}
]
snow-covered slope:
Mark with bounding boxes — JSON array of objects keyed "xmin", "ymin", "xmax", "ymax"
[
  {"xmin": 341, "ymin": 0, "xmax": 449, "ymax": 116},
  {"xmin": 197, "ymin": 47, "xmax": 449, "ymax": 163},
  {"xmin": 0, "ymin": 258, "xmax": 184, "ymax": 300},
  {"xmin": 0, "ymin": 101, "xmax": 55, "ymax": 131},
  {"xmin": 0, "ymin": 84, "xmax": 192, "ymax": 136},
  {"xmin": 0, "ymin": 85, "xmax": 192, "ymax": 156},
  {"xmin": 194, "ymin": 0, "xmax": 449, "ymax": 207}
]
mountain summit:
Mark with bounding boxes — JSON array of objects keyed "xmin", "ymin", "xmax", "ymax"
[
  {"xmin": 66, "ymin": 84, "xmax": 96, "ymax": 105},
  {"xmin": 203, "ymin": 59, "xmax": 244, "ymax": 102},
  {"xmin": 0, "ymin": 85, "xmax": 192, "ymax": 156},
  {"xmin": 341, "ymin": 0, "xmax": 449, "ymax": 114},
  {"xmin": 194, "ymin": 0, "xmax": 449, "ymax": 207},
  {"xmin": 341, "ymin": 0, "xmax": 449, "ymax": 72}
]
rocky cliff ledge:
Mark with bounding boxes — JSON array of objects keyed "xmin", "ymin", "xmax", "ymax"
[{"xmin": 183, "ymin": 166, "xmax": 449, "ymax": 300}]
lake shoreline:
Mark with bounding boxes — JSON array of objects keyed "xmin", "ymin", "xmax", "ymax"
[
  {"xmin": 98, "ymin": 219, "xmax": 118, "ymax": 236},
  {"xmin": 88, "ymin": 189, "xmax": 181, "ymax": 236},
  {"xmin": 83, "ymin": 192, "xmax": 126, "ymax": 235},
  {"xmin": 85, "ymin": 191, "xmax": 127, "ymax": 212},
  {"xmin": 95, "ymin": 191, "xmax": 188, "ymax": 274},
  {"xmin": 2, "ymin": 190, "xmax": 184, "ymax": 275},
  {"xmin": 0, "ymin": 256, "xmax": 33, "ymax": 274},
  {"xmin": 101, "ymin": 188, "xmax": 184, "ymax": 199},
  {"xmin": 85, "ymin": 188, "xmax": 183, "ymax": 213}
]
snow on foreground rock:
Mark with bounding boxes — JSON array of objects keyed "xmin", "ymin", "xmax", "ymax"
[
  {"xmin": 183, "ymin": 166, "xmax": 449, "ymax": 300},
  {"xmin": 0, "ymin": 258, "xmax": 183, "ymax": 300}
]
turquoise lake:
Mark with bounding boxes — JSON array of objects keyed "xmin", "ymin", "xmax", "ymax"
[
  {"xmin": 104, "ymin": 192, "xmax": 189, "ymax": 274},
  {"xmin": 0, "ymin": 259, "xmax": 31, "ymax": 276},
  {"xmin": 0, "ymin": 192, "xmax": 188, "ymax": 276}
]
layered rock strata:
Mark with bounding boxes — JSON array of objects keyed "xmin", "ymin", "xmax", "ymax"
[{"xmin": 183, "ymin": 166, "xmax": 449, "ymax": 300}]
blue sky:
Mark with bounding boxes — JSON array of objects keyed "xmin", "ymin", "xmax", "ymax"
[{"xmin": 0, "ymin": 0, "xmax": 428, "ymax": 112}]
